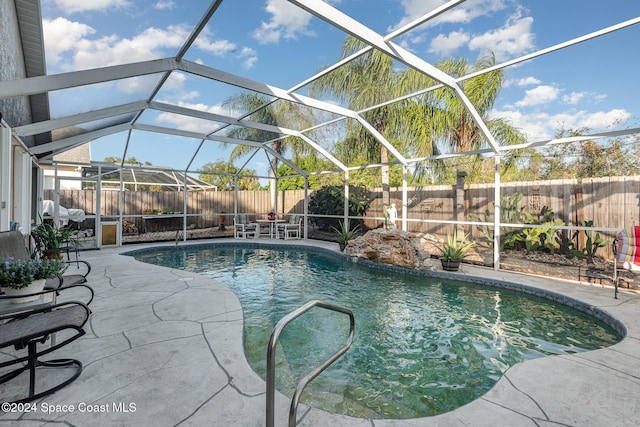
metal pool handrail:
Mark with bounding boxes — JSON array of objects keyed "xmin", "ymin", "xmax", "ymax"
[{"xmin": 265, "ymin": 300, "xmax": 355, "ymax": 427}]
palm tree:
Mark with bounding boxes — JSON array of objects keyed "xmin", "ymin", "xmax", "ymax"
[
  {"xmin": 223, "ymin": 92, "xmax": 311, "ymax": 210},
  {"xmin": 310, "ymin": 36, "xmax": 402, "ymax": 205},
  {"xmin": 399, "ymin": 53, "xmax": 526, "ymax": 182},
  {"xmin": 312, "ymin": 37, "xmax": 525, "ymax": 186}
]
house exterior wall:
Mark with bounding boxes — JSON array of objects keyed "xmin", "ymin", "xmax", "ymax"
[{"xmin": 0, "ymin": 0, "xmax": 32, "ymax": 128}]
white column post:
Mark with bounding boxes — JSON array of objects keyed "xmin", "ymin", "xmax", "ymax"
[
  {"xmin": 343, "ymin": 171, "xmax": 350, "ymax": 225},
  {"xmin": 0, "ymin": 127, "xmax": 12, "ymax": 231},
  {"xmin": 493, "ymin": 156, "xmax": 501, "ymax": 271},
  {"xmin": 303, "ymin": 176, "xmax": 309, "ymax": 239},
  {"xmin": 402, "ymin": 166, "xmax": 408, "ymax": 231},
  {"xmin": 12, "ymin": 146, "xmax": 32, "ymax": 233}
]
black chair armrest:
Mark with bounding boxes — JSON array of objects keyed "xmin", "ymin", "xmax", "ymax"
[
  {"xmin": 64, "ymin": 259, "xmax": 92, "ymax": 279},
  {"xmin": 0, "ymin": 300, "xmax": 90, "ymax": 323},
  {"xmin": 0, "ymin": 283, "xmax": 94, "ymax": 307}
]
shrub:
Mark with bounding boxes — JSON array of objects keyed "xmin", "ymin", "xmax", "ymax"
[{"xmin": 308, "ymin": 185, "xmax": 371, "ymax": 231}]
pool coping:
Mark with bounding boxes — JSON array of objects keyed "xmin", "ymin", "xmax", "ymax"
[{"xmin": 3, "ymin": 237, "xmax": 639, "ymax": 426}]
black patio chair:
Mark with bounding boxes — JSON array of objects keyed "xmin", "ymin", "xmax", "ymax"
[{"xmin": 0, "ymin": 283, "xmax": 94, "ymax": 403}]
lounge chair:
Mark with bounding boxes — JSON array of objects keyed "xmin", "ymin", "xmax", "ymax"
[
  {"xmin": 277, "ymin": 215, "xmax": 302, "ymax": 240},
  {"xmin": 234, "ymin": 214, "xmax": 258, "ymax": 239},
  {"xmin": 0, "ymin": 284, "xmax": 94, "ymax": 403},
  {"xmin": 615, "ymin": 226, "xmax": 640, "ymax": 272},
  {"xmin": 0, "ymin": 231, "xmax": 90, "ymax": 287}
]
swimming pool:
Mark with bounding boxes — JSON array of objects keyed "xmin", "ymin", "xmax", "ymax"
[{"xmin": 127, "ymin": 243, "xmax": 623, "ymax": 419}]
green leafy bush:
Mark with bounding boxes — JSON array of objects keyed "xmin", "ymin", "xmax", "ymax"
[{"xmin": 308, "ymin": 185, "xmax": 371, "ymax": 231}]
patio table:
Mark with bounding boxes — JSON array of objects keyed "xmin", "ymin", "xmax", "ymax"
[{"xmin": 256, "ymin": 219, "xmax": 286, "ymax": 238}]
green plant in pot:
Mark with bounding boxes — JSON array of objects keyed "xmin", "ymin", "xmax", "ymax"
[
  {"xmin": 437, "ymin": 231, "xmax": 475, "ymax": 272},
  {"xmin": 0, "ymin": 257, "xmax": 67, "ymax": 303},
  {"xmin": 332, "ymin": 220, "xmax": 360, "ymax": 251},
  {"xmin": 32, "ymin": 218, "xmax": 77, "ymax": 259}
]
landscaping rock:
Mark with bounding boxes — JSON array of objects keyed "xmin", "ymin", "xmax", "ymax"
[{"xmin": 344, "ymin": 228, "xmax": 437, "ymax": 270}]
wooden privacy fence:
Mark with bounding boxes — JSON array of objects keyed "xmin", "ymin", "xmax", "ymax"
[
  {"xmin": 46, "ymin": 189, "xmax": 307, "ymax": 232},
  {"xmin": 47, "ymin": 176, "xmax": 640, "ymax": 254}
]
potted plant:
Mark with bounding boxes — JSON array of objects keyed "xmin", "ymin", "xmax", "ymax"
[
  {"xmin": 437, "ymin": 231, "xmax": 475, "ymax": 272},
  {"xmin": 332, "ymin": 220, "xmax": 360, "ymax": 251},
  {"xmin": 32, "ymin": 219, "xmax": 77, "ymax": 259},
  {"xmin": 218, "ymin": 211, "xmax": 226, "ymax": 231},
  {"xmin": 0, "ymin": 257, "xmax": 67, "ymax": 303}
]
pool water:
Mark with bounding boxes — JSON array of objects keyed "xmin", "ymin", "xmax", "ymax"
[{"xmin": 130, "ymin": 245, "xmax": 622, "ymax": 419}]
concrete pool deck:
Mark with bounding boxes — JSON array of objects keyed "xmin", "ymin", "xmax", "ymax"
[{"xmin": 2, "ymin": 237, "xmax": 640, "ymax": 426}]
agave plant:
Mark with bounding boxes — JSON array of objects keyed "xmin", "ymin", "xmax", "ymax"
[
  {"xmin": 437, "ymin": 231, "xmax": 475, "ymax": 261},
  {"xmin": 331, "ymin": 220, "xmax": 360, "ymax": 250}
]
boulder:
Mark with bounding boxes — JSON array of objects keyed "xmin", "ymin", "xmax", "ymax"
[{"xmin": 343, "ymin": 228, "xmax": 437, "ymax": 270}]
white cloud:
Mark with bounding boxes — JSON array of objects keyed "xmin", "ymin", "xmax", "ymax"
[
  {"xmin": 50, "ymin": 0, "xmax": 131, "ymax": 14},
  {"xmin": 115, "ymin": 75, "xmax": 159, "ymax": 94},
  {"xmin": 194, "ymin": 38, "xmax": 257, "ymax": 69},
  {"xmin": 468, "ymin": 14, "xmax": 534, "ymax": 61},
  {"xmin": 515, "ymin": 85, "xmax": 559, "ymax": 107},
  {"xmin": 152, "ymin": 72, "xmax": 199, "ymax": 101},
  {"xmin": 562, "ymin": 91, "xmax": 585, "ymax": 105},
  {"xmin": 44, "ymin": 17, "xmax": 257, "ymax": 74},
  {"xmin": 394, "ymin": 2, "xmax": 531, "ymax": 61},
  {"xmin": 252, "ymin": 0, "xmax": 315, "ymax": 44},
  {"xmin": 500, "ymin": 110, "xmax": 565, "ymax": 140},
  {"xmin": 43, "ymin": 17, "xmax": 96, "ymax": 65},
  {"xmin": 492, "ymin": 108, "xmax": 631, "ymax": 141},
  {"xmin": 154, "ymin": 0, "xmax": 175, "ymax": 10},
  {"xmin": 581, "ymin": 109, "xmax": 630, "ymax": 130},
  {"xmin": 155, "ymin": 101, "xmax": 229, "ymax": 132},
  {"xmin": 72, "ymin": 26, "xmax": 182, "ymax": 70},
  {"xmin": 428, "ymin": 31, "xmax": 470, "ymax": 57},
  {"xmin": 504, "ymin": 76, "xmax": 540, "ymax": 88},
  {"xmin": 239, "ymin": 47, "xmax": 258, "ymax": 69},
  {"xmin": 516, "ymin": 76, "xmax": 540, "ymax": 86},
  {"xmin": 44, "ymin": 22, "xmax": 189, "ymax": 71},
  {"xmin": 593, "ymin": 94, "xmax": 608, "ymax": 103},
  {"xmin": 394, "ymin": 0, "xmax": 507, "ymax": 30},
  {"xmin": 195, "ymin": 38, "xmax": 238, "ymax": 56}
]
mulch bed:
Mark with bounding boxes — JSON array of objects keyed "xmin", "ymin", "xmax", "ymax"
[{"xmin": 467, "ymin": 245, "xmax": 636, "ymax": 289}]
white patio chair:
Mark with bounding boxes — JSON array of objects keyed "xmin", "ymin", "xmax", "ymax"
[
  {"xmin": 234, "ymin": 214, "xmax": 258, "ymax": 239},
  {"xmin": 277, "ymin": 215, "xmax": 302, "ymax": 240}
]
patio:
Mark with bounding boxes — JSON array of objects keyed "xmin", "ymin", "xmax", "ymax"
[{"xmin": 2, "ymin": 238, "xmax": 640, "ymax": 426}]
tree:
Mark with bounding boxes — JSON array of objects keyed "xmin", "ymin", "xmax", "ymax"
[
  {"xmin": 310, "ymin": 39, "xmax": 525, "ymax": 197},
  {"xmin": 276, "ymin": 155, "xmax": 335, "ymax": 190},
  {"xmin": 199, "ymin": 161, "xmax": 259, "ymax": 190},
  {"xmin": 508, "ymin": 128, "xmax": 640, "ymax": 181},
  {"xmin": 399, "ymin": 53, "xmax": 526, "ymax": 182},
  {"xmin": 308, "ymin": 184, "xmax": 371, "ymax": 231},
  {"xmin": 310, "ymin": 36, "xmax": 402, "ymax": 205},
  {"xmin": 103, "ymin": 156, "xmax": 151, "ymax": 166},
  {"xmin": 223, "ymin": 93, "xmax": 313, "ymax": 207}
]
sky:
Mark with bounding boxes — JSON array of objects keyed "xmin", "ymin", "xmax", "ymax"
[{"xmin": 39, "ymin": 0, "xmax": 640, "ymax": 177}]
